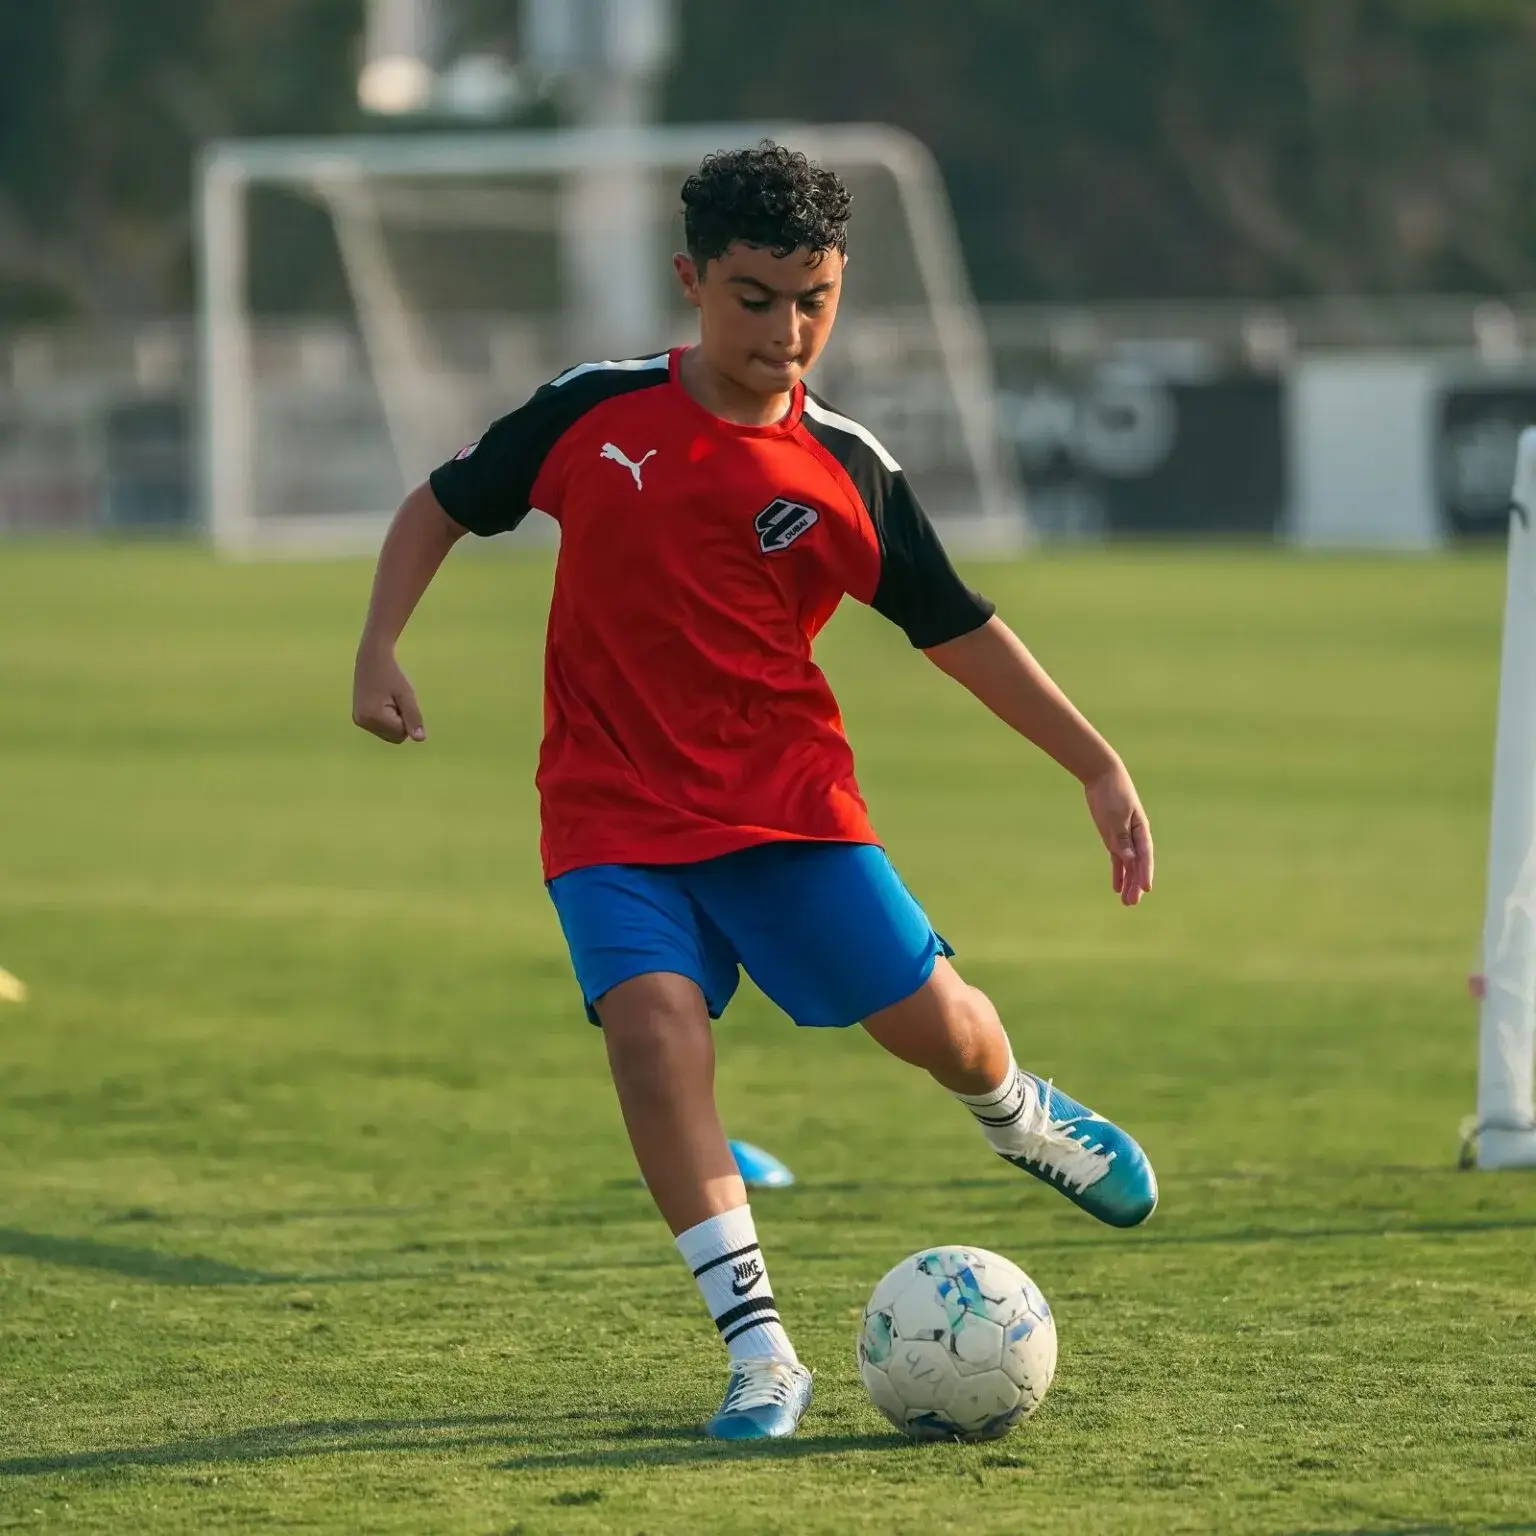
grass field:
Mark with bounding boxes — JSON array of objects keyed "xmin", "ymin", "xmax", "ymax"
[{"xmin": 1, "ymin": 544, "xmax": 1533, "ymax": 1536}]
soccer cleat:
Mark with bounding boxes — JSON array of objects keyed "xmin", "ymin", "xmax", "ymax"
[
  {"xmin": 996, "ymin": 1074, "xmax": 1158, "ymax": 1228},
  {"xmin": 705, "ymin": 1357, "xmax": 814, "ymax": 1441}
]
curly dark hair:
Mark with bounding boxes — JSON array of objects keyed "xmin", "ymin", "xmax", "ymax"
[{"xmin": 681, "ymin": 141, "xmax": 852, "ymax": 267}]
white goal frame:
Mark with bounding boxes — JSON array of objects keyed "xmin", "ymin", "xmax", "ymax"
[
  {"xmin": 1467, "ymin": 425, "xmax": 1536, "ymax": 1169},
  {"xmin": 197, "ymin": 122, "xmax": 1026, "ymax": 557}
]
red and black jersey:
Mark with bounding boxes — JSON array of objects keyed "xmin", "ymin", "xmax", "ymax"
[{"xmin": 428, "ymin": 347, "xmax": 993, "ymax": 880}]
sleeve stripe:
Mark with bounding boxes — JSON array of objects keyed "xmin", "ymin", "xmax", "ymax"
[
  {"xmin": 801, "ymin": 395, "xmax": 902, "ymax": 473},
  {"xmin": 549, "ymin": 353, "xmax": 671, "ymax": 390}
]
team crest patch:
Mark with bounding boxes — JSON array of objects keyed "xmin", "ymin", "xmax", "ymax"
[{"xmin": 755, "ymin": 498, "xmax": 819, "ymax": 554}]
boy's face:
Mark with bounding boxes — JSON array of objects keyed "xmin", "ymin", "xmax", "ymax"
[{"xmin": 674, "ymin": 242, "xmax": 845, "ymax": 396}]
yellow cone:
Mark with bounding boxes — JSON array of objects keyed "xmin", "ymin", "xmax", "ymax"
[{"xmin": 0, "ymin": 968, "xmax": 27, "ymax": 1004}]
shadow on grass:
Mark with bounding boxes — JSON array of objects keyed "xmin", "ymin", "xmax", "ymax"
[
  {"xmin": 0, "ymin": 1226, "xmax": 520, "ymax": 1289},
  {"xmin": 0, "ymin": 1414, "xmax": 899, "ymax": 1479},
  {"xmin": 805, "ymin": 1162, "xmax": 1530, "ymax": 1199},
  {"xmin": 490, "ymin": 1430, "xmax": 900, "ymax": 1472},
  {"xmin": 0, "ymin": 1227, "xmax": 278, "ymax": 1286},
  {"xmin": 10, "ymin": 1205, "xmax": 1536, "ymax": 1293},
  {"xmin": 1028, "ymin": 1214, "xmax": 1536, "ymax": 1250},
  {"xmin": 101, "ymin": 1204, "xmax": 437, "ymax": 1230},
  {"xmin": 0, "ymin": 1414, "xmax": 526, "ymax": 1477},
  {"xmin": 1280, "ymin": 1526, "xmax": 1536, "ymax": 1536},
  {"xmin": 794, "ymin": 1213, "xmax": 1536, "ymax": 1260}
]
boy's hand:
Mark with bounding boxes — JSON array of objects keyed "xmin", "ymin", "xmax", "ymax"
[
  {"xmin": 1084, "ymin": 761, "xmax": 1154, "ymax": 907},
  {"xmin": 352, "ymin": 644, "xmax": 426, "ymax": 744}
]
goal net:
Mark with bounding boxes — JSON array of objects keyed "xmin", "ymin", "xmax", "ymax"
[
  {"xmin": 198, "ymin": 123, "xmax": 1025, "ymax": 557},
  {"xmin": 1466, "ymin": 425, "xmax": 1536, "ymax": 1169}
]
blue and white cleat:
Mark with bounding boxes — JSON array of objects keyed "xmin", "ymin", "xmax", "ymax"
[
  {"xmin": 705, "ymin": 1357, "xmax": 814, "ymax": 1441},
  {"xmin": 997, "ymin": 1074, "xmax": 1158, "ymax": 1228}
]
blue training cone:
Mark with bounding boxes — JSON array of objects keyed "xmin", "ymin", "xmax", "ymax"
[{"xmin": 729, "ymin": 1139, "xmax": 796, "ymax": 1189}]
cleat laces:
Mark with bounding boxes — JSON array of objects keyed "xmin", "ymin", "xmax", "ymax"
[
  {"xmin": 720, "ymin": 1359, "xmax": 802, "ymax": 1414},
  {"xmin": 1010, "ymin": 1079, "xmax": 1117, "ymax": 1194}
]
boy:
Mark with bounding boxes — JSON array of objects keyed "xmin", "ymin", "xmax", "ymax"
[{"xmin": 352, "ymin": 142, "xmax": 1157, "ymax": 1442}]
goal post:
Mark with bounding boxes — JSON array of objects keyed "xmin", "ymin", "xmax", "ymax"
[
  {"xmin": 1467, "ymin": 426, "xmax": 1536, "ymax": 1170},
  {"xmin": 196, "ymin": 122, "xmax": 1027, "ymax": 558}
]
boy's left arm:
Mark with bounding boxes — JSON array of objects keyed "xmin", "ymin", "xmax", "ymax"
[{"xmin": 925, "ymin": 617, "xmax": 1154, "ymax": 908}]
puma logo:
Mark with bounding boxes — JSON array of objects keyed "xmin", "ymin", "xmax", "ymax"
[
  {"xmin": 600, "ymin": 442, "xmax": 657, "ymax": 490},
  {"xmin": 730, "ymin": 1257, "xmax": 765, "ymax": 1296}
]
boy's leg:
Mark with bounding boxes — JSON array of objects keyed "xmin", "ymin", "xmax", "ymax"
[
  {"xmin": 863, "ymin": 955, "xmax": 1158, "ymax": 1229},
  {"xmin": 550, "ymin": 867, "xmax": 811, "ymax": 1435},
  {"xmin": 596, "ymin": 970, "xmax": 742, "ymax": 1235},
  {"xmin": 681, "ymin": 843, "xmax": 1156, "ymax": 1230},
  {"xmin": 591, "ymin": 967, "xmax": 813, "ymax": 1438},
  {"xmin": 855, "ymin": 954, "xmax": 1010, "ymax": 1095}
]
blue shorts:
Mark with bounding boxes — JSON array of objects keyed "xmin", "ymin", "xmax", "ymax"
[{"xmin": 547, "ymin": 841, "xmax": 953, "ymax": 1028}]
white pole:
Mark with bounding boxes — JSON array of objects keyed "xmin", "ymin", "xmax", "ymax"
[
  {"xmin": 1473, "ymin": 426, "xmax": 1536, "ymax": 1169},
  {"xmin": 315, "ymin": 170, "xmax": 461, "ymax": 491},
  {"xmin": 560, "ymin": 68, "xmax": 665, "ymax": 357},
  {"xmin": 527, "ymin": 0, "xmax": 674, "ymax": 357},
  {"xmin": 359, "ymin": 0, "xmax": 440, "ymax": 116},
  {"xmin": 199, "ymin": 154, "xmax": 254, "ymax": 555},
  {"xmin": 865, "ymin": 132, "xmax": 1028, "ymax": 544}
]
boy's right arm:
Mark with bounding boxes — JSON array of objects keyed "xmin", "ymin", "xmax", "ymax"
[
  {"xmin": 354, "ymin": 363, "xmax": 626, "ymax": 742},
  {"xmin": 352, "ymin": 483, "xmax": 466, "ymax": 744}
]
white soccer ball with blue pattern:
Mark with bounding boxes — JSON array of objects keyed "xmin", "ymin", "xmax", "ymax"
[{"xmin": 857, "ymin": 1245, "xmax": 1057, "ymax": 1441}]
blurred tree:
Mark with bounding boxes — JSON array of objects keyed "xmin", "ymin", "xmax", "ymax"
[
  {"xmin": 670, "ymin": 0, "xmax": 1536, "ymax": 302},
  {"xmin": 0, "ymin": 0, "xmax": 362, "ymax": 319},
  {"xmin": 0, "ymin": 0, "xmax": 1533, "ymax": 315}
]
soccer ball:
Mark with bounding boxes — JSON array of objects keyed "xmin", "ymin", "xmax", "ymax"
[{"xmin": 856, "ymin": 1245, "xmax": 1057, "ymax": 1441}]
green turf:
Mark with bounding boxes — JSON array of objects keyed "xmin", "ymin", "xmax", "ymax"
[{"xmin": 1, "ymin": 544, "xmax": 1532, "ymax": 1536}]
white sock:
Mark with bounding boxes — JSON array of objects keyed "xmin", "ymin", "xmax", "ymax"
[
  {"xmin": 954, "ymin": 1053, "xmax": 1038, "ymax": 1155},
  {"xmin": 675, "ymin": 1206, "xmax": 798, "ymax": 1365}
]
